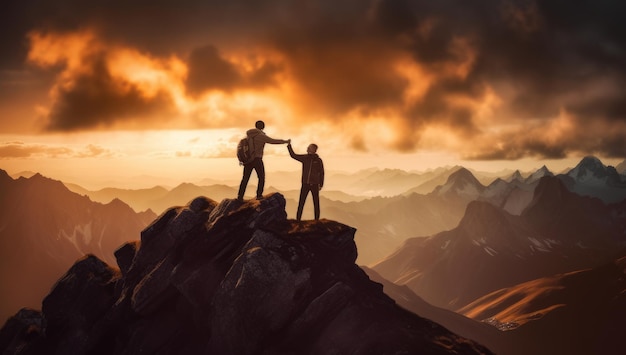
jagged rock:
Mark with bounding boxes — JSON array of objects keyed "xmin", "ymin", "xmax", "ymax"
[
  {"xmin": 114, "ymin": 241, "xmax": 139, "ymax": 276},
  {"xmin": 0, "ymin": 308, "xmax": 44, "ymax": 354},
  {"xmin": 41, "ymin": 255, "xmax": 120, "ymax": 355},
  {"xmin": 1, "ymin": 193, "xmax": 492, "ymax": 355}
]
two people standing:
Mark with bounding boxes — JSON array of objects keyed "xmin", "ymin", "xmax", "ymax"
[{"xmin": 237, "ymin": 120, "xmax": 324, "ymax": 221}]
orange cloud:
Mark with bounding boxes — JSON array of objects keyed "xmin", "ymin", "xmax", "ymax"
[
  {"xmin": 26, "ymin": 29, "xmax": 292, "ymax": 132},
  {"xmin": 12, "ymin": 0, "xmax": 626, "ymax": 160},
  {"xmin": 27, "ymin": 30, "xmax": 178, "ymax": 131}
]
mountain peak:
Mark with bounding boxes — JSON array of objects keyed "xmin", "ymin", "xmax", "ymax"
[
  {"xmin": 459, "ymin": 200, "xmax": 507, "ymax": 230},
  {"xmin": 568, "ymin": 155, "xmax": 623, "ymax": 187},
  {"xmin": 1, "ymin": 192, "xmax": 491, "ymax": 354},
  {"xmin": 435, "ymin": 167, "xmax": 484, "ymax": 199},
  {"xmin": 523, "ymin": 176, "xmax": 571, "ymax": 212},
  {"xmin": 571, "ymin": 156, "xmax": 606, "ymax": 176},
  {"xmin": 0, "ymin": 169, "xmax": 12, "ymax": 185},
  {"xmin": 525, "ymin": 165, "xmax": 554, "ymax": 184},
  {"xmin": 508, "ymin": 170, "xmax": 524, "ymax": 182},
  {"xmin": 580, "ymin": 155, "xmax": 603, "ymax": 165}
]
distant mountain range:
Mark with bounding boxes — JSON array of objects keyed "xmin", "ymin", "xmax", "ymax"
[
  {"xmin": 2, "ymin": 156, "xmax": 626, "ymax": 354},
  {"xmin": 0, "ymin": 170, "xmax": 156, "ymax": 321},
  {"xmin": 59, "ymin": 156, "xmax": 626, "ymax": 266},
  {"xmin": 373, "ymin": 175, "xmax": 626, "ymax": 310},
  {"xmin": 2, "ymin": 156, "xmax": 625, "ymax": 312}
]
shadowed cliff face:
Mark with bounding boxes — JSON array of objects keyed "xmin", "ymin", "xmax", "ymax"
[{"xmin": 0, "ymin": 193, "xmax": 492, "ymax": 355}]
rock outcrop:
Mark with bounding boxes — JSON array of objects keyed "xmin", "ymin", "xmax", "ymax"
[{"xmin": 0, "ymin": 193, "xmax": 491, "ymax": 355}]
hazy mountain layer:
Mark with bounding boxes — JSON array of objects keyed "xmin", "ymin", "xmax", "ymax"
[
  {"xmin": 62, "ymin": 157, "xmax": 626, "ymax": 266},
  {"xmin": 0, "ymin": 170, "xmax": 156, "ymax": 321},
  {"xmin": 373, "ymin": 176, "xmax": 626, "ymax": 310}
]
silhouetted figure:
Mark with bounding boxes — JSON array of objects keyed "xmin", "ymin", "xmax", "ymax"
[
  {"xmin": 237, "ymin": 120, "xmax": 289, "ymax": 201},
  {"xmin": 288, "ymin": 142, "xmax": 324, "ymax": 220}
]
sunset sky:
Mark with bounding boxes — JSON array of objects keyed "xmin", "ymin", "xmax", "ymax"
[{"xmin": 1, "ymin": 0, "xmax": 624, "ymax": 189}]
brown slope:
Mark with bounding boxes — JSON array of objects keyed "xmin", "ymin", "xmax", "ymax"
[{"xmin": 459, "ymin": 255, "xmax": 626, "ymax": 355}]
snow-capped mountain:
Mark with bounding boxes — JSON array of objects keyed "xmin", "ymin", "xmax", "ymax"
[
  {"xmin": 373, "ymin": 176, "xmax": 626, "ymax": 310},
  {"xmin": 561, "ymin": 156, "xmax": 626, "ymax": 203},
  {"xmin": 480, "ymin": 165, "xmax": 553, "ymax": 215},
  {"xmin": 567, "ymin": 156, "xmax": 623, "ymax": 186},
  {"xmin": 432, "ymin": 167, "xmax": 485, "ymax": 200},
  {"xmin": 480, "ymin": 178, "xmax": 530, "ymax": 215}
]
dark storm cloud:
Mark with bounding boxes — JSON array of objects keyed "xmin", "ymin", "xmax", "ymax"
[
  {"xmin": 185, "ymin": 45, "xmax": 281, "ymax": 95},
  {"xmin": 45, "ymin": 54, "xmax": 173, "ymax": 131},
  {"xmin": 377, "ymin": 0, "xmax": 625, "ymax": 124},
  {"xmin": 3, "ymin": 0, "xmax": 626, "ymax": 157},
  {"xmin": 185, "ymin": 46, "xmax": 242, "ymax": 95}
]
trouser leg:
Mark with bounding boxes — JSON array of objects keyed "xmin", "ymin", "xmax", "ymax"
[
  {"xmin": 311, "ymin": 184, "xmax": 320, "ymax": 220},
  {"xmin": 237, "ymin": 163, "xmax": 255, "ymax": 199},
  {"xmin": 255, "ymin": 159, "xmax": 265, "ymax": 197},
  {"xmin": 296, "ymin": 184, "xmax": 310, "ymax": 221}
]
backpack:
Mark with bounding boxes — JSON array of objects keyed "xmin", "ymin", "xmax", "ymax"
[{"xmin": 237, "ymin": 137, "xmax": 255, "ymax": 165}]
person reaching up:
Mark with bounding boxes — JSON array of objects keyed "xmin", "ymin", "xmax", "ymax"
[{"xmin": 287, "ymin": 142, "xmax": 324, "ymax": 221}]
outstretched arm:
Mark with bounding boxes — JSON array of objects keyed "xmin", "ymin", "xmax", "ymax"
[
  {"xmin": 260, "ymin": 133, "xmax": 289, "ymax": 144},
  {"xmin": 287, "ymin": 143, "xmax": 305, "ymax": 161}
]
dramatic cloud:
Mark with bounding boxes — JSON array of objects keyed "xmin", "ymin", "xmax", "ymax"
[
  {"xmin": 2, "ymin": 0, "xmax": 625, "ymax": 158},
  {"xmin": 26, "ymin": 30, "xmax": 182, "ymax": 131},
  {"xmin": 185, "ymin": 45, "xmax": 281, "ymax": 95}
]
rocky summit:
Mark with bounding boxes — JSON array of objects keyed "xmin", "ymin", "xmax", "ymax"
[{"xmin": 0, "ymin": 193, "xmax": 491, "ymax": 355}]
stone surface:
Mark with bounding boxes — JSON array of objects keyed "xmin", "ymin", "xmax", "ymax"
[{"xmin": 1, "ymin": 193, "xmax": 492, "ymax": 355}]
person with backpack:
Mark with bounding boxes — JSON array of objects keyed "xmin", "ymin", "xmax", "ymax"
[
  {"xmin": 287, "ymin": 141, "xmax": 324, "ymax": 220},
  {"xmin": 237, "ymin": 120, "xmax": 289, "ymax": 201}
]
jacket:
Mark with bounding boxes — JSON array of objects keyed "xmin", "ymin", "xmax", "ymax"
[
  {"xmin": 247, "ymin": 128, "xmax": 285, "ymax": 159},
  {"xmin": 288, "ymin": 145, "xmax": 325, "ymax": 186}
]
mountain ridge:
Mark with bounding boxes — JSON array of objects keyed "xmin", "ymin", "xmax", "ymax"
[
  {"xmin": 0, "ymin": 193, "xmax": 492, "ymax": 355},
  {"xmin": 373, "ymin": 176, "xmax": 626, "ymax": 310},
  {"xmin": 0, "ymin": 170, "xmax": 156, "ymax": 321},
  {"xmin": 459, "ymin": 255, "xmax": 626, "ymax": 355}
]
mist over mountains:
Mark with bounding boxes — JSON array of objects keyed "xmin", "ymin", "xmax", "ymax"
[
  {"xmin": 62, "ymin": 156, "xmax": 626, "ymax": 265},
  {"xmin": 373, "ymin": 175, "xmax": 626, "ymax": 309},
  {"xmin": 1, "ymin": 156, "xmax": 626, "ymax": 354}
]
